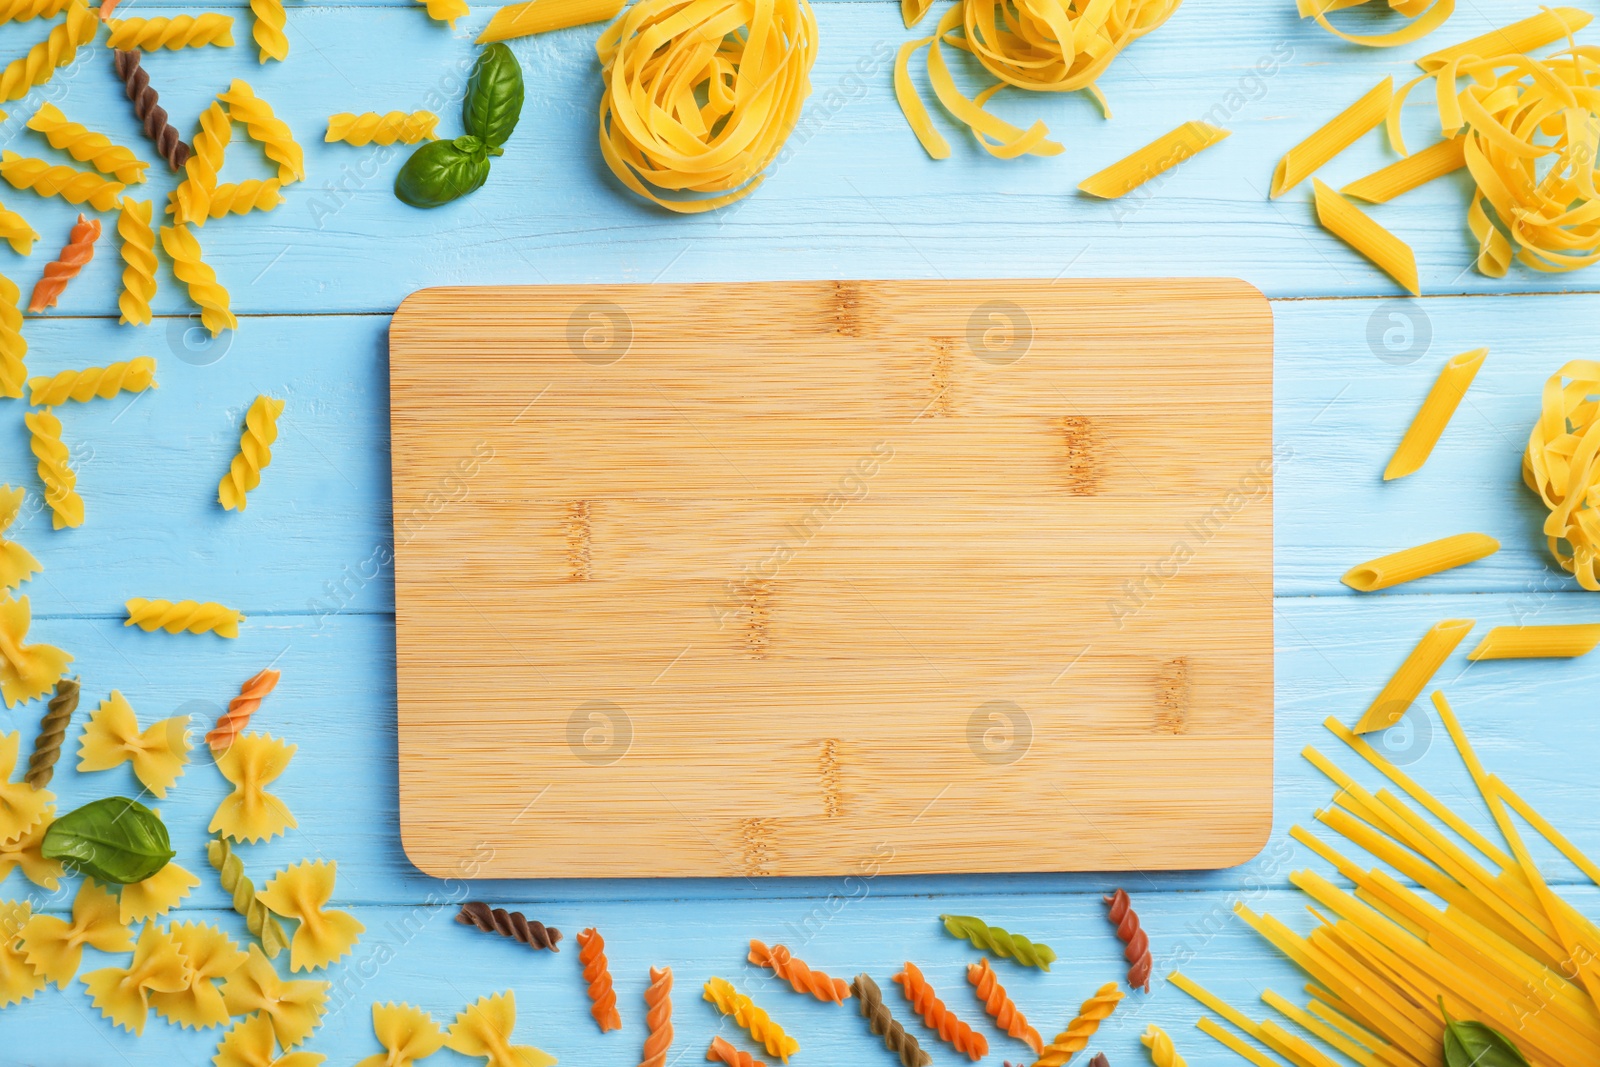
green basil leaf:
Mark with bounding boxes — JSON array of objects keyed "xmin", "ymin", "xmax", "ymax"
[
  {"xmin": 41, "ymin": 797, "xmax": 174, "ymax": 884},
  {"xmin": 394, "ymin": 138, "xmax": 492, "ymax": 209},
  {"xmin": 463, "ymin": 42, "xmax": 524, "ymax": 151},
  {"xmin": 1441, "ymin": 1001, "xmax": 1531, "ymax": 1067}
]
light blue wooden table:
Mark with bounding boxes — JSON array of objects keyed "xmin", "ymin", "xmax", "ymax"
[{"xmin": 5, "ymin": 0, "xmax": 1600, "ymax": 1063}]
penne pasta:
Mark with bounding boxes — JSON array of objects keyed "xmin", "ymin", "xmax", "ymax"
[
  {"xmin": 1416, "ymin": 7, "xmax": 1592, "ymax": 72},
  {"xmin": 1078, "ymin": 121, "xmax": 1229, "ymax": 199},
  {"xmin": 1312, "ymin": 179, "xmax": 1420, "ymax": 296},
  {"xmin": 1467, "ymin": 624, "xmax": 1600, "ymax": 661},
  {"xmin": 1384, "ymin": 348, "xmax": 1487, "ymax": 480},
  {"xmin": 1341, "ymin": 136, "xmax": 1465, "ymax": 203},
  {"xmin": 1302, "ymin": 0, "xmax": 1455, "ymax": 49},
  {"xmin": 476, "ymin": 0, "xmax": 624, "ymax": 43},
  {"xmin": 1272, "ymin": 77, "xmax": 1392, "ymax": 198},
  {"xmin": 1353, "ymin": 619, "xmax": 1474, "ymax": 734},
  {"xmin": 1340, "ymin": 533, "xmax": 1499, "ymax": 592}
]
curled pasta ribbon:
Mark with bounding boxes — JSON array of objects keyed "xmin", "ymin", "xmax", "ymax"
[
  {"xmin": 220, "ymin": 395, "xmax": 285, "ymax": 511},
  {"xmin": 148, "ymin": 921, "xmax": 246, "ymax": 1029},
  {"xmin": 0, "ymin": 0, "xmax": 96, "ymax": 103},
  {"xmin": 1033, "ymin": 982, "xmax": 1123, "ymax": 1067},
  {"xmin": 577, "ymin": 927, "xmax": 621, "ymax": 1031},
  {"xmin": 641, "ymin": 966, "xmax": 674, "ymax": 1067},
  {"xmin": 83, "ymin": 922, "xmax": 192, "ymax": 1035},
  {"xmin": 1525, "ymin": 361, "xmax": 1600, "ymax": 590},
  {"xmin": 120, "ymin": 860, "xmax": 201, "ymax": 924},
  {"xmin": 207, "ymin": 667, "xmax": 280, "ymax": 754},
  {"xmin": 105, "ymin": 14, "xmax": 235, "ymax": 50},
  {"xmin": 221, "ymin": 943, "xmax": 330, "ymax": 1048},
  {"xmin": 251, "ymin": 0, "xmax": 287, "ymax": 62},
  {"xmin": 0, "ymin": 805, "xmax": 62, "ymax": 889},
  {"xmin": 19, "ymin": 878, "xmax": 131, "ymax": 988},
  {"xmin": 326, "ymin": 111, "xmax": 439, "ymax": 146},
  {"xmin": 707, "ymin": 1036, "xmax": 766, "ymax": 1067},
  {"xmin": 117, "ymin": 198, "xmax": 157, "ymax": 326},
  {"xmin": 357, "ymin": 1003, "xmax": 447, "ymax": 1067},
  {"xmin": 1103, "ymin": 888, "xmax": 1152, "ymax": 992},
  {"xmin": 0, "ymin": 485, "xmax": 41, "ymax": 590},
  {"xmin": 28, "ymin": 212, "xmax": 100, "ymax": 313},
  {"xmin": 1299, "ymin": 0, "xmax": 1455, "ymax": 47},
  {"xmin": 0, "ymin": 274, "xmax": 22, "ymax": 397},
  {"xmin": 77, "ymin": 689, "xmax": 190, "ymax": 796},
  {"xmin": 0, "ymin": 900, "xmax": 47, "ymax": 1007},
  {"xmin": 213, "ymin": 1011, "xmax": 328, "ymax": 1067},
  {"xmin": 30, "ymin": 356, "xmax": 156, "ymax": 406},
  {"xmin": 940, "ymin": 914, "xmax": 1056, "ymax": 970},
  {"xmin": 209, "ymin": 731, "xmax": 297, "ymax": 842},
  {"xmin": 170, "ymin": 101, "xmax": 228, "ymax": 225},
  {"xmin": 894, "ymin": 961, "xmax": 988, "ymax": 1060},
  {"xmin": 206, "ymin": 179, "xmax": 283, "ymax": 222},
  {"xmin": 0, "ymin": 732, "xmax": 48, "ymax": 841},
  {"xmin": 444, "ymin": 991, "xmax": 557, "ymax": 1067},
  {"xmin": 968, "ymin": 958, "xmax": 1042, "ymax": 1054},
  {"xmin": 0, "ymin": 202, "xmax": 36, "ymax": 256},
  {"xmin": 704, "ymin": 976, "xmax": 799, "ymax": 1061},
  {"xmin": 27, "ymin": 103, "xmax": 148, "ymax": 184},
  {"xmin": 597, "ymin": 0, "xmax": 818, "ymax": 213},
  {"xmin": 159, "ymin": 224, "xmax": 236, "ymax": 336},
  {"xmin": 25, "ymin": 409, "xmax": 82, "ymax": 530},
  {"xmin": 896, "ymin": 0, "xmax": 1181, "ymax": 161},
  {"xmin": 0, "ymin": 0, "xmax": 71, "ymax": 23},
  {"xmin": 209, "ymin": 836, "xmax": 290, "ymax": 958},
  {"xmin": 220, "ymin": 80, "xmax": 304, "ymax": 184},
  {"xmin": 416, "ymin": 0, "xmax": 469, "ymax": 29},
  {"xmin": 852, "ymin": 973, "xmax": 931, "ymax": 1067},
  {"xmin": 0, "ymin": 595, "xmax": 69, "ymax": 712},
  {"xmin": 126, "ymin": 596, "xmax": 245, "ymax": 637},
  {"xmin": 1, "ymin": 151, "xmax": 124, "ymax": 211},
  {"xmin": 258, "ymin": 859, "xmax": 364, "ymax": 971},
  {"xmin": 749, "ymin": 939, "xmax": 850, "ymax": 1003}
]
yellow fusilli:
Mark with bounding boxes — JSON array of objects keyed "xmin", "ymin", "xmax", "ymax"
[
  {"xmin": 170, "ymin": 101, "xmax": 228, "ymax": 225},
  {"xmin": 325, "ymin": 111, "xmax": 439, "ymax": 146},
  {"xmin": 417, "ymin": 0, "xmax": 469, "ymax": 27},
  {"xmin": 105, "ymin": 14, "xmax": 235, "ymax": 51},
  {"xmin": 117, "ymin": 198, "xmax": 156, "ymax": 325},
  {"xmin": 206, "ymin": 180, "xmax": 282, "ymax": 221},
  {"xmin": 0, "ymin": 273, "xmax": 25, "ymax": 397},
  {"xmin": 125, "ymin": 597, "xmax": 245, "ymax": 637},
  {"xmin": 26, "ymin": 103, "xmax": 147, "ymax": 184},
  {"xmin": 0, "ymin": 0, "xmax": 72, "ymax": 24},
  {"xmin": 24, "ymin": 409, "xmax": 81, "ymax": 529},
  {"xmin": 29, "ymin": 356, "xmax": 156, "ymax": 406},
  {"xmin": 0, "ymin": 0, "xmax": 96, "ymax": 103},
  {"xmin": 1, "ymin": 152, "xmax": 123, "ymax": 211},
  {"xmin": 219, "ymin": 80, "xmax": 303, "ymax": 184},
  {"xmin": 159, "ymin": 224, "xmax": 235, "ymax": 336},
  {"xmin": 251, "ymin": 0, "xmax": 286, "ymax": 62},
  {"xmin": 219, "ymin": 395, "xmax": 284, "ymax": 511},
  {"xmin": 0, "ymin": 199, "xmax": 38, "ymax": 255}
]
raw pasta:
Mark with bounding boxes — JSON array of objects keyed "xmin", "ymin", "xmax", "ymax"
[
  {"xmin": 444, "ymin": 991, "xmax": 556, "ymax": 1067},
  {"xmin": 1078, "ymin": 122, "xmax": 1229, "ymax": 199},
  {"xmin": 968, "ymin": 958, "xmax": 1041, "ymax": 1054},
  {"xmin": 0, "ymin": 200, "xmax": 36, "ymax": 255},
  {"xmin": 1035, "ymin": 982, "xmax": 1123, "ymax": 1067},
  {"xmin": 219, "ymin": 395, "xmax": 285, "ymax": 511},
  {"xmin": 1524, "ymin": 361, "xmax": 1600, "ymax": 589},
  {"xmin": 0, "ymin": 0, "xmax": 70, "ymax": 23},
  {"xmin": 1103, "ymin": 888, "xmax": 1152, "ymax": 991},
  {"xmin": 213, "ymin": 1012, "xmax": 327, "ymax": 1067},
  {"xmin": 206, "ymin": 179, "xmax": 283, "ymax": 220},
  {"xmin": 1312, "ymin": 178, "xmax": 1420, "ymax": 295},
  {"xmin": 0, "ymin": 0, "xmax": 95, "ymax": 102},
  {"xmin": 1272, "ymin": 78, "xmax": 1392, "ymax": 198},
  {"xmin": 219, "ymin": 80, "xmax": 304, "ymax": 184},
  {"xmin": 258, "ymin": 859, "xmax": 365, "ymax": 971},
  {"xmin": 209, "ymin": 836, "xmax": 291, "ymax": 958},
  {"xmin": 170, "ymin": 101, "xmax": 228, "ymax": 224},
  {"xmin": 0, "ymin": 731, "xmax": 47, "ymax": 844},
  {"xmin": 1468, "ymin": 624, "xmax": 1600, "ymax": 661},
  {"xmin": 84, "ymin": 922, "xmax": 192, "ymax": 1035},
  {"xmin": 125, "ymin": 597, "xmax": 245, "ymax": 637},
  {"xmin": 358, "ymin": 1003, "xmax": 446, "ymax": 1067},
  {"xmin": 105, "ymin": 14, "xmax": 236, "ymax": 50},
  {"xmin": 148, "ymin": 921, "xmax": 246, "ymax": 1029},
  {"xmin": 0, "ymin": 900, "xmax": 46, "ymax": 1006},
  {"xmin": 641, "ymin": 966, "xmax": 674, "ymax": 1067},
  {"xmin": 576, "ymin": 927, "xmax": 621, "ymax": 1031},
  {"xmin": 25, "ymin": 409, "xmax": 82, "ymax": 529},
  {"xmin": 0, "ymin": 806, "xmax": 62, "ymax": 888},
  {"xmin": 325, "ymin": 111, "xmax": 439, "ymax": 146},
  {"xmin": 477, "ymin": 0, "xmax": 623, "ymax": 43},
  {"xmin": 18, "ymin": 878, "xmax": 131, "ymax": 987},
  {"xmin": 1384, "ymin": 348, "xmax": 1485, "ymax": 480},
  {"xmin": 0, "ymin": 593, "xmax": 72, "ymax": 707},
  {"xmin": 120, "ymin": 859, "xmax": 201, "ymax": 923},
  {"xmin": 29, "ymin": 356, "xmax": 156, "ymax": 406},
  {"xmin": 0, "ymin": 151, "xmax": 124, "ymax": 211},
  {"xmin": 940, "ymin": 914, "xmax": 1056, "ymax": 970},
  {"xmin": 853, "ymin": 973, "xmax": 931, "ymax": 1067},
  {"xmin": 1415, "ymin": 7, "xmax": 1590, "ymax": 72},
  {"xmin": 893, "ymin": 961, "xmax": 987, "ymax": 1060},
  {"xmin": 26, "ymin": 103, "xmax": 148, "ymax": 183},
  {"xmin": 159, "ymin": 224, "xmax": 236, "ymax": 336},
  {"xmin": 0, "ymin": 485, "xmax": 41, "ymax": 591},
  {"xmin": 209, "ymin": 731, "xmax": 296, "ymax": 841},
  {"xmin": 117, "ymin": 198, "xmax": 157, "ymax": 325},
  {"xmin": 1341, "ymin": 533, "xmax": 1498, "ymax": 591},
  {"xmin": 597, "ymin": 0, "xmax": 817, "ymax": 213},
  {"xmin": 748, "ymin": 939, "xmax": 850, "ymax": 1003},
  {"xmin": 707, "ymin": 1036, "xmax": 767, "ymax": 1067},
  {"xmin": 1140, "ymin": 1023, "xmax": 1187, "ymax": 1067},
  {"xmin": 221, "ymin": 944, "xmax": 330, "ymax": 1047},
  {"xmin": 1299, "ymin": 0, "xmax": 1454, "ymax": 47},
  {"xmin": 207, "ymin": 668, "xmax": 280, "ymax": 753},
  {"xmin": 704, "ymin": 976, "xmax": 799, "ymax": 1060},
  {"xmin": 415, "ymin": 0, "xmax": 467, "ymax": 27},
  {"xmin": 251, "ymin": 0, "xmax": 287, "ymax": 62},
  {"xmin": 1353, "ymin": 618, "xmax": 1473, "ymax": 733},
  {"xmin": 0, "ymin": 274, "xmax": 22, "ymax": 397},
  {"xmin": 456, "ymin": 900, "xmax": 560, "ymax": 950},
  {"xmin": 28, "ymin": 212, "xmax": 99, "ymax": 312},
  {"xmin": 76, "ymin": 689, "xmax": 190, "ymax": 796},
  {"xmin": 113, "ymin": 50, "xmax": 191, "ymax": 170}
]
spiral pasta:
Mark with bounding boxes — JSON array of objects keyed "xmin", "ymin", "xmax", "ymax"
[
  {"xmin": 220, "ymin": 944, "xmax": 329, "ymax": 1047},
  {"xmin": 219, "ymin": 80, "xmax": 304, "ymax": 184},
  {"xmin": 894, "ymin": 961, "xmax": 988, "ymax": 1060},
  {"xmin": 28, "ymin": 212, "xmax": 99, "ymax": 313},
  {"xmin": 125, "ymin": 597, "xmax": 245, "ymax": 637},
  {"xmin": 0, "ymin": 0, "xmax": 70, "ymax": 23},
  {"xmin": 707, "ymin": 1036, "xmax": 766, "ymax": 1067},
  {"xmin": 206, "ymin": 179, "xmax": 282, "ymax": 221},
  {"xmin": 1103, "ymin": 888, "xmax": 1152, "ymax": 992},
  {"xmin": 596, "ymin": 0, "xmax": 817, "ymax": 213},
  {"xmin": 1140, "ymin": 1023, "xmax": 1186, "ymax": 1067},
  {"xmin": 171, "ymin": 101, "xmax": 228, "ymax": 225},
  {"xmin": 455, "ymin": 901, "xmax": 561, "ymax": 950},
  {"xmin": 326, "ymin": 111, "xmax": 439, "ymax": 146},
  {"xmin": 0, "ymin": 484, "xmax": 41, "ymax": 591},
  {"xmin": 251, "ymin": 0, "xmax": 286, "ymax": 62},
  {"xmin": 968, "ymin": 958, "xmax": 1042, "ymax": 1055},
  {"xmin": 0, "ymin": 274, "xmax": 22, "ymax": 397},
  {"xmin": 76, "ymin": 689, "xmax": 190, "ymax": 796},
  {"xmin": 1525, "ymin": 361, "xmax": 1600, "ymax": 590},
  {"xmin": 641, "ymin": 966, "xmax": 674, "ymax": 1067},
  {"xmin": 0, "ymin": 151, "xmax": 124, "ymax": 211},
  {"xmin": 0, "ymin": 594, "xmax": 71, "ymax": 708},
  {"xmin": 895, "ymin": 0, "xmax": 1182, "ymax": 160},
  {"xmin": 359, "ymin": 1003, "xmax": 446, "ymax": 1067},
  {"xmin": 209, "ymin": 836, "xmax": 290, "ymax": 959},
  {"xmin": 206, "ymin": 667, "xmax": 280, "ymax": 753},
  {"xmin": 24, "ymin": 676, "xmax": 75, "ymax": 788},
  {"xmin": 18, "ymin": 879, "xmax": 132, "ymax": 988},
  {"xmin": 1033, "ymin": 982, "xmax": 1124, "ymax": 1067},
  {"xmin": 219, "ymin": 395, "xmax": 284, "ymax": 511},
  {"xmin": 117, "ymin": 198, "xmax": 156, "ymax": 325},
  {"xmin": 704, "ymin": 977, "xmax": 799, "ymax": 1061},
  {"xmin": 27, "ymin": 103, "xmax": 148, "ymax": 184},
  {"xmin": 210, "ymin": 732, "xmax": 296, "ymax": 842},
  {"xmin": 159, "ymin": 224, "xmax": 236, "ymax": 336},
  {"xmin": 940, "ymin": 914, "xmax": 1057, "ymax": 970},
  {"xmin": 0, "ymin": 200, "xmax": 37, "ymax": 255},
  {"xmin": 148, "ymin": 921, "xmax": 245, "ymax": 1030},
  {"xmin": 749, "ymin": 939, "xmax": 850, "ymax": 1003},
  {"xmin": 0, "ymin": 0, "xmax": 96, "ymax": 103},
  {"xmin": 577, "ymin": 927, "xmax": 621, "ymax": 1031},
  {"xmin": 24, "ymin": 409, "xmax": 82, "ymax": 530},
  {"xmin": 852, "ymin": 973, "xmax": 931, "ymax": 1067},
  {"xmin": 258, "ymin": 859, "xmax": 365, "ymax": 971},
  {"xmin": 114, "ymin": 49, "xmax": 190, "ymax": 170},
  {"xmin": 106, "ymin": 14, "xmax": 235, "ymax": 51}
]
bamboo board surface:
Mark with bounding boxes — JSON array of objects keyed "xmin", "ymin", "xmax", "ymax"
[{"xmin": 389, "ymin": 280, "xmax": 1275, "ymax": 878}]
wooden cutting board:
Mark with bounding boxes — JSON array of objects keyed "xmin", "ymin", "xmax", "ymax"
[{"xmin": 390, "ymin": 279, "xmax": 1275, "ymax": 879}]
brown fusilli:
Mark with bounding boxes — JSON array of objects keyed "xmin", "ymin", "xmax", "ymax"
[
  {"xmin": 455, "ymin": 902, "xmax": 560, "ymax": 951},
  {"xmin": 1103, "ymin": 888, "xmax": 1152, "ymax": 992},
  {"xmin": 111, "ymin": 50, "xmax": 188, "ymax": 170},
  {"xmin": 852, "ymin": 974, "xmax": 931, "ymax": 1067},
  {"xmin": 25, "ymin": 676, "xmax": 76, "ymax": 788}
]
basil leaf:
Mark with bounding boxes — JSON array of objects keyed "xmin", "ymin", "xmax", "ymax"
[
  {"xmin": 463, "ymin": 42, "xmax": 524, "ymax": 152},
  {"xmin": 41, "ymin": 797, "xmax": 174, "ymax": 884},
  {"xmin": 394, "ymin": 138, "xmax": 492, "ymax": 208},
  {"xmin": 1441, "ymin": 1001, "xmax": 1531, "ymax": 1067}
]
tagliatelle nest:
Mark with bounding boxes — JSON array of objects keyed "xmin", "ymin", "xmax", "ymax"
[
  {"xmin": 894, "ymin": 0, "xmax": 1183, "ymax": 160},
  {"xmin": 596, "ymin": 0, "xmax": 817, "ymax": 213},
  {"xmin": 1524, "ymin": 361, "xmax": 1600, "ymax": 591}
]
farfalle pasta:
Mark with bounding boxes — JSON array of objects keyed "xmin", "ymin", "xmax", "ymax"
[
  {"xmin": 0, "ymin": 731, "xmax": 49, "ymax": 839},
  {"xmin": 0, "ymin": 487, "xmax": 36, "ymax": 592},
  {"xmin": 0, "ymin": 807, "xmax": 62, "ymax": 888},
  {"xmin": 0, "ymin": 900, "xmax": 46, "ymax": 1007},
  {"xmin": 120, "ymin": 858, "xmax": 201, "ymax": 924},
  {"xmin": 258, "ymin": 859, "xmax": 364, "ymax": 971},
  {"xmin": 77, "ymin": 689, "xmax": 190, "ymax": 796},
  {"xmin": 19, "ymin": 878, "xmax": 131, "ymax": 987},
  {"xmin": 210, "ymin": 731, "xmax": 297, "ymax": 842},
  {"xmin": 0, "ymin": 595, "xmax": 70, "ymax": 708},
  {"xmin": 149, "ymin": 921, "xmax": 246, "ymax": 1029},
  {"xmin": 221, "ymin": 944, "xmax": 330, "ymax": 1047},
  {"xmin": 444, "ymin": 991, "xmax": 556, "ymax": 1067},
  {"xmin": 357, "ymin": 1002, "xmax": 447, "ymax": 1067},
  {"xmin": 213, "ymin": 1011, "xmax": 327, "ymax": 1067}
]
